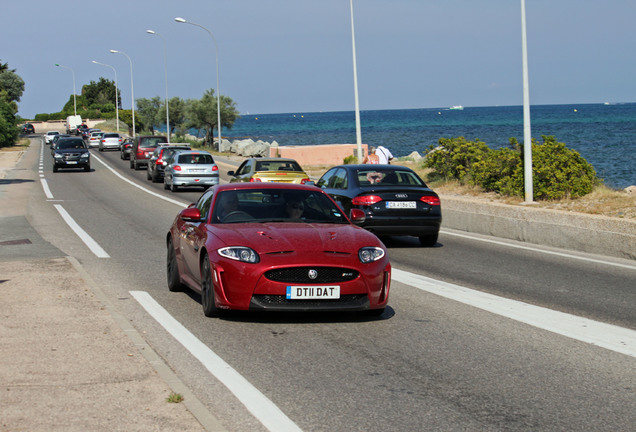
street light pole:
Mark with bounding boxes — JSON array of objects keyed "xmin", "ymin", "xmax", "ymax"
[
  {"xmin": 110, "ymin": 49, "xmax": 136, "ymax": 137},
  {"xmin": 146, "ymin": 30, "xmax": 171, "ymax": 143},
  {"xmin": 175, "ymin": 17, "xmax": 222, "ymax": 149},
  {"xmin": 91, "ymin": 60, "xmax": 120, "ymax": 133},
  {"xmin": 55, "ymin": 63, "xmax": 77, "ymax": 116},
  {"xmin": 521, "ymin": 0, "xmax": 533, "ymax": 203},
  {"xmin": 349, "ymin": 0, "xmax": 363, "ymax": 162}
]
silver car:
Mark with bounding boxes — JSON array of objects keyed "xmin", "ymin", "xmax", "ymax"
[
  {"xmin": 98, "ymin": 133, "xmax": 122, "ymax": 151},
  {"xmin": 163, "ymin": 150, "xmax": 219, "ymax": 192},
  {"xmin": 87, "ymin": 131, "xmax": 103, "ymax": 148}
]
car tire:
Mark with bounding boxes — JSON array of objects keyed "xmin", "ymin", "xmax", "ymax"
[
  {"xmin": 201, "ymin": 254, "xmax": 221, "ymax": 317},
  {"xmin": 134, "ymin": 160, "xmax": 140, "ymax": 170},
  {"xmin": 418, "ymin": 233, "xmax": 438, "ymax": 247},
  {"xmin": 99, "ymin": 146, "xmax": 103, "ymax": 152},
  {"xmin": 167, "ymin": 238, "xmax": 184, "ymax": 292},
  {"xmin": 171, "ymin": 182, "xmax": 178, "ymax": 192},
  {"xmin": 130, "ymin": 158, "xmax": 134, "ymax": 169},
  {"xmin": 52, "ymin": 165, "xmax": 58, "ymax": 173},
  {"xmin": 146, "ymin": 169, "xmax": 151, "ymax": 180},
  {"xmin": 84, "ymin": 164, "xmax": 90, "ymax": 172}
]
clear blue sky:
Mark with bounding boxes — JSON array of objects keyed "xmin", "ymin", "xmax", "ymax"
[{"xmin": 4, "ymin": 0, "xmax": 636, "ymax": 119}]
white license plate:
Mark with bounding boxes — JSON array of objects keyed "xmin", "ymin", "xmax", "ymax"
[
  {"xmin": 66, "ymin": 161, "xmax": 78, "ymax": 164},
  {"xmin": 286, "ymin": 286, "xmax": 340, "ymax": 299},
  {"xmin": 386, "ymin": 201, "xmax": 416, "ymax": 209}
]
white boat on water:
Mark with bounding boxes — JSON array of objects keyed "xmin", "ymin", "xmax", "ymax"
[{"xmin": 449, "ymin": 105, "xmax": 464, "ymax": 110}]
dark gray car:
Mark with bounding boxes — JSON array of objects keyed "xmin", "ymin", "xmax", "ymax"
[
  {"xmin": 52, "ymin": 137, "xmax": 90, "ymax": 172},
  {"xmin": 147, "ymin": 144, "xmax": 191, "ymax": 183}
]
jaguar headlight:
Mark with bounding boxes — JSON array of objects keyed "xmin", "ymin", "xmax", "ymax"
[
  {"xmin": 54, "ymin": 153, "xmax": 63, "ymax": 159},
  {"xmin": 358, "ymin": 247, "xmax": 385, "ymax": 263},
  {"xmin": 81, "ymin": 152, "xmax": 90, "ymax": 158},
  {"xmin": 218, "ymin": 246, "xmax": 260, "ymax": 263}
]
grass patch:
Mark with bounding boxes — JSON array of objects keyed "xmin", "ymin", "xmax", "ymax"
[
  {"xmin": 166, "ymin": 392, "xmax": 184, "ymax": 403},
  {"xmin": 0, "ymin": 138, "xmax": 30, "ymax": 152}
]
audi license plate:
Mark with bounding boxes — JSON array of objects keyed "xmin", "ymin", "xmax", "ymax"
[
  {"xmin": 286, "ymin": 286, "xmax": 340, "ymax": 299},
  {"xmin": 386, "ymin": 201, "xmax": 416, "ymax": 209}
]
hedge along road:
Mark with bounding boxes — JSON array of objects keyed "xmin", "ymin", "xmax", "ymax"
[{"xmin": 28, "ymin": 139, "xmax": 636, "ymax": 431}]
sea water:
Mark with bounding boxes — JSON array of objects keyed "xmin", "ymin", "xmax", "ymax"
[{"xmin": 215, "ymin": 103, "xmax": 635, "ymax": 189}]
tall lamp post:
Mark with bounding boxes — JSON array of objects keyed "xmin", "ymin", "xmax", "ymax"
[
  {"xmin": 91, "ymin": 60, "xmax": 120, "ymax": 133},
  {"xmin": 175, "ymin": 17, "xmax": 222, "ymax": 148},
  {"xmin": 110, "ymin": 49, "xmax": 136, "ymax": 137},
  {"xmin": 349, "ymin": 0, "xmax": 363, "ymax": 162},
  {"xmin": 521, "ymin": 0, "xmax": 533, "ymax": 203},
  {"xmin": 146, "ymin": 29, "xmax": 171, "ymax": 143},
  {"xmin": 55, "ymin": 63, "xmax": 77, "ymax": 116}
]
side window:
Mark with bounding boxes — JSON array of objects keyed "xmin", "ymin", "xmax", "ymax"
[
  {"xmin": 316, "ymin": 169, "xmax": 335, "ymax": 189},
  {"xmin": 330, "ymin": 168, "xmax": 348, "ymax": 190},
  {"xmin": 196, "ymin": 190, "xmax": 215, "ymax": 221},
  {"xmin": 237, "ymin": 160, "xmax": 251, "ymax": 176}
]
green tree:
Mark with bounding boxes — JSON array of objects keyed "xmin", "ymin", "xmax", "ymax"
[
  {"xmin": 185, "ymin": 89, "xmax": 240, "ymax": 149},
  {"xmin": 136, "ymin": 96, "xmax": 163, "ymax": 134},
  {"xmin": 0, "ymin": 60, "xmax": 23, "ymax": 147},
  {"xmin": 163, "ymin": 96, "xmax": 188, "ymax": 137},
  {"xmin": 82, "ymin": 78, "xmax": 120, "ymax": 109}
]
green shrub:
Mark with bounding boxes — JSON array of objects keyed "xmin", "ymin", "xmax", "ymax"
[
  {"xmin": 531, "ymin": 136, "xmax": 597, "ymax": 199},
  {"xmin": 423, "ymin": 137, "xmax": 490, "ymax": 182},
  {"xmin": 423, "ymin": 135, "xmax": 598, "ymax": 200},
  {"xmin": 343, "ymin": 154, "xmax": 357, "ymax": 164}
]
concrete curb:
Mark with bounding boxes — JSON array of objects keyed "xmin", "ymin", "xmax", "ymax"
[{"xmin": 440, "ymin": 195, "xmax": 636, "ymax": 261}]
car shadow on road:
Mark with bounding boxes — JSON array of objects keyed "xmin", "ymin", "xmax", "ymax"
[
  {"xmin": 379, "ymin": 235, "xmax": 444, "ymax": 249},
  {"xmin": 0, "ymin": 178, "xmax": 35, "ymax": 185},
  {"xmin": 185, "ymin": 291, "xmax": 396, "ymax": 324}
]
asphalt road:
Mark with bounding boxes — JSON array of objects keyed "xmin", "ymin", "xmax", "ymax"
[{"xmin": 27, "ymin": 138, "xmax": 636, "ymax": 431}]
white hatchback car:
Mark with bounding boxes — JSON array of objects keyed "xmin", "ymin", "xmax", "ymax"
[
  {"xmin": 44, "ymin": 131, "xmax": 60, "ymax": 144},
  {"xmin": 98, "ymin": 133, "xmax": 122, "ymax": 151}
]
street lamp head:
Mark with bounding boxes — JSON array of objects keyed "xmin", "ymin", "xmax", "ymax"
[
  {"xmin": 109, "ymin": 49, "xmax": 118, "ymax": 54},
  {"xmin": 146, "ymin": 29, "xmax": 156, "ymax": 34},
  {"xmin": 55, "ymin": 63, "xmax": 60, "ymax": 67},
  {"xmin": 91, "ymin": 60, "xmax": 98, "ymax": 64},
  {"xmin": 175, "ymin": 17, "xmax": 187, "ymax": 23}
]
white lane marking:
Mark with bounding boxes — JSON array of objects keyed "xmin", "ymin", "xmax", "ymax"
[
  {"xmin": 91, "ymin": 154, "xmax": 187, "ymax": 208},
  {"xmin": 441, "ymin": 230, "xmax": 636, "ymax": 271},
  {"xmin": 130, "ymin": 291, "xmax": 303, "ymax": 432},
  {"xmin": 392, "ymin": 268, "xmax": 636, "ymax": 358},
  {"xmin": 53, "ymin": 204, "xmax": 110, "ymax": 258},
  {"xmin": 40, "ymin": 179, "xmax": 54, "ymax": 199}
]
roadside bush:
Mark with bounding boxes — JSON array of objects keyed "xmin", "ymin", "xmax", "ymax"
[
  {"xmin": 423, "ymin": 137, "xmax": 490, "ymax": 183},
  {"xmin": 531, "ymin": 136, "xmax": 597, "ymax": 200},
  {"xmin": 423, "ymin": 135, "xmax": 598, "ymax": 200},
  {"xmin": 343, "ymin": 154, "xmax": 357, "ymax": 164}
]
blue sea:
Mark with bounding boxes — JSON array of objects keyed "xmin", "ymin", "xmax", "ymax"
[{"xmin": 218, "ymin": 103, "xmax": 635, "ymax": 189}]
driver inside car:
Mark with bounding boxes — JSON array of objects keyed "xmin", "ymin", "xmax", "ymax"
[{"xmin": 216, "ymin": 192, "xmax": 239, "ymax": 222}]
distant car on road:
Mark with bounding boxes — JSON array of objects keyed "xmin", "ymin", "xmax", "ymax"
[
  {"xmin": 120, "ymin": 137, "xmax": 133, "ymax": 160},
  {"xmin": 316, "ymin": 164, "xmax": 442, "ymax": 246},
  {"xmin": 98, "ymin": 133, "xmax": 122, "ymax": 151},
  {"xmin": 163, "ymin": 150, "xmax": 219, "ymax": 191},
  {"xmin": 130, "ymin": 135, "xmax": 168, "ymax": 170},
  {"xmin": 22, "ymin": 123, "xmax": 35, "ymax": 134},
  {"xmin": 147, "ymin": 144, "xmax": 191, "ymax": 183},
  {"xmin": 44, "ymin": 131, "xmax": 60, "ymax": 144},
  {"xmin": 87, "ymin": 131, "xmax": 103, "ymax": 148},
  {"xmin": 228, "ymin": 157, "xmax": 310, "ymax": 184},
  {"xmin": 52, "ymin": 137, "xmax": 90, "ymax": 172},
  {"xmin": 166, "ymin": 183, "xmax": 391, "ymax": 317}
]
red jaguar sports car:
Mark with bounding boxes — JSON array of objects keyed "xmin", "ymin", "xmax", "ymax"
[{"xmin": 167, "ymin": 183, "xmax": 391, "ymax": 317}]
